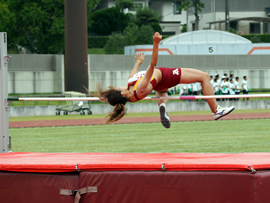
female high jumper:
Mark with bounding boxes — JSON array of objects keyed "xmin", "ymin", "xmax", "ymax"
[{"xmin": 96, "ymin": 32, "xmax": 235, "ymax": 128}]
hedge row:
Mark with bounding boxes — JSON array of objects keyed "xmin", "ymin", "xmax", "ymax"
[
  {"xmin": 88, "ymin": 35, "xmax": 171, "ymax": 48},
  {"xmin": 241, "ymin": 34, "xmax": 270, "ymax": 43}
]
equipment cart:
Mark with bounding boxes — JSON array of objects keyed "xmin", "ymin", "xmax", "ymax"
[{"xmin": 55, "ymin": 91, "xmax": 92, "ymax": 115}]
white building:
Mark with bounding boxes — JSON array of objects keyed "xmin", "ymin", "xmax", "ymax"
[
  {"xmin": 95, "ymin": 0, "xmax": 270, "ymax": 35},
  {"xmin": 125, "ymin": 30, "xmax": 270, "ymax": 55}
]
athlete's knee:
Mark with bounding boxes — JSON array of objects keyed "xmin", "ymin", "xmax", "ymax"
[{"xmin": 201, "ymin": 72, "xmax": 210, "ymax": 82}]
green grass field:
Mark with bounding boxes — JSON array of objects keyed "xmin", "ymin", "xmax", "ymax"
[{"xmin": 9, "ymin": 118, "xmax": 270, "ymax": 153}]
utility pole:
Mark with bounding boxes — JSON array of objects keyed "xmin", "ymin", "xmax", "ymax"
[
  {"xmin": 186, "ymin": 7, "xmax": 188, "ymax": 32},
  {"xmin": 65, "ymin": 0, "xmax": 89, "ymax": 93},
  {"xmin": 225, "ymin": 0, "xmax": 230, "ymax": 31}
]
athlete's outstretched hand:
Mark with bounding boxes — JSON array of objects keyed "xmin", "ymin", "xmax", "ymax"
[
  {"xmin": 135, "ymin": 52, "xmax": 145, "ymax": 64},
  {"xmin": 153, "ymin": 32, "xmax": 162, "ymax": 44}
]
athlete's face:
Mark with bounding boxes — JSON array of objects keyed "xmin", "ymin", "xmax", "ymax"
[{"xmin": 121, "ymin": 89, "xmax": 132, "ymax": 99}]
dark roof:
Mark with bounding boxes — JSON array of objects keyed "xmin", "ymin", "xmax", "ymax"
[
  {"xmin": 207, "ymin": 17, "xmax": 270, "ymax": 25},
  {"xmin": 266, "ymin": 8, "xmax": 270, "ymax": 16}
]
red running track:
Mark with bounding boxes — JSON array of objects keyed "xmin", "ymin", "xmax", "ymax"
[{"xmin": 9, "ymin": 113, "xmax": 270, "ymax": 128}]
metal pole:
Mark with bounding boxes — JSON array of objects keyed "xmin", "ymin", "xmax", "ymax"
[
  {"xmin": 0, "ymin": 32, "xmax": 10, "ymax": 153},
  {"xmin": 225, "ymin": 0, "xmax": 230, "ymax": 31},
  {"xmin": 65, "ymin": 0, "xmax": 89, "ymax": 93},
  {"xmin": 186, "ymin": 7, "xmax": 188, "ymax": 32}
]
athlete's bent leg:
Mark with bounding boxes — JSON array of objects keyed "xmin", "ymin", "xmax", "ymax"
[
  {"xmin": 180, "ymin": 68, "xmax": 235, "ymax": 119},
  {"xmin": 180, "ymin": 68, "xmax": 218, "ymax": 113},
  {"xmin": 156, "ymin": 91, "xmax": 170, "ymax": 128}
]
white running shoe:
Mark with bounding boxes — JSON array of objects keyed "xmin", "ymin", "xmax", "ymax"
[
  {"xmin": 212, "ymin": 105, "xmax": 235, "ymax": 120},
  {"xmin": 159, "ymin": 103, "xmax": 170, "ymax": 128}
]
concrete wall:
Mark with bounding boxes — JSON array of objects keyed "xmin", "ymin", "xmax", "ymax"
[
  {"xmin": 7, "ymin": 54, "xmax": 270, "ymax": 94},
  {"xmin": 89, "ymin": 54, "xmax": 270, "ymax": 91},
  {"xmin": 8, "ymin": 55, "xmax": 64, "ymax": 94},
  {"xmin": 8, "ymin": 100, "xmax": 270, "ymax": 117}
]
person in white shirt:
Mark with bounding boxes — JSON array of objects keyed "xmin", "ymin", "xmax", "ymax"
[
  {"xmin": 212, "ymin": 78, "xmax": 220, "ymax": 101},
  {"xmin": 228, "ymin": 79, "xmax": 236, "ymax": 100},
  {"xmin": 242, "ymin": 76, "xmax": 249, "ymax": 101},
  {"xmin": 187, "ymin": 83, "xmax": 193, "ymax": 95},
  {"xmin": 234, "ymin": 77, "xmax": 241, "ymax": 101},
  {"xmin": 192, "ymin": 82, "xmax": 200, "ymax": 101},
  {"xmin": 210, "ymin": 75, "xmax": 214, "ymax": 86},
  {"xmin": 179, "ymin": 86, "xmax": 188, "ymax": 96},
  {"xmin": 230, "ymin": 74, "xmax": 234, "ymax": 83},
  {"xmin": 221, "ymin": 77, "xmax": 229, "ymax": 101},
  {"xmin": 192, "ymin": 82, "xmax": 199, "ymax": 95},
  {"xmin": 212, "ymin": 78, "xmax": 219, "ymax": 93},
  {"xmin": 214, "ymin": 74, "xmax": 221, "ymax": 101},
  {"xmin": 179, "ymin": 86, "xmax": 190, "ymax": 102},
  {"xmin": 216, "ymin": 75, "xmax": 221, "ymax": 85},
  {"xmin": 198, "ymin": 82, "xmax": 202, "ymax": 94}
]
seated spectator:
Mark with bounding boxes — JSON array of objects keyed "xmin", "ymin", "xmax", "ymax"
[
  {"xmin": 179, "ymin": 86, "xmax": 189, "ymax": 96},
  {"xmin": 179, "ymin": 86, "xmax": 190, "ymax": 102}
]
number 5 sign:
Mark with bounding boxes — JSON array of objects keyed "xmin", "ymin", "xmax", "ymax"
[{"xmin": 209, "ymin": 47, "xmax": 214, "ymax": 54}]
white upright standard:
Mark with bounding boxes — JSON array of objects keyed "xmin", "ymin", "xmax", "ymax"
[{"xmin": 0, "ymin": 32, "xmax": 10, "ymax": 153}]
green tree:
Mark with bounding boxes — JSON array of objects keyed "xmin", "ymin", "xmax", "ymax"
[
  {"xmin": 123, "ymin": 23, "xmax": 139, "ymax": 45},
  {"xmin": 136, "ymin": 25, "xmax": 154, "ymax": 45},
  {"xmin": 181, "ymin": 25, "xmax": 187, "ymax": 33},
  {"xmin": 115, "ymin": 0, "xmax": 134, "ymax": 12},
  {"xmin": 124, "ymin": 23, "xmax": 154, "ymax": 46},
  {"xmin": 87, "ymin": 0, "xmax": 102, "ymax": 27},
  {"xmin": 228, "ymin": 28, "xmax": 237, "ymax": 34},
  {"xmin": 6, "ymin": 0, "xmax": 65, "ymax": 53},
  {"xmin": 177, "ymin": 0, "xmax": 205, "ymax": 31},
  {"xmin": 4, "ymin": 0, "xmax": 100, "ymax": 54},
  {"xmin": 104, "ymin": 32, "xmax": 125, "ymax": 54},
  {"xmin": 90, "ymin": 5, "xmax": 129, "ymax": 35},
  {"xmin": 0, "ymin": 2, "xmax": 16, "ymax": 49},
  {"xmin": 135, "ymin": 7, "xmax": 162, "ymax": 32},
  {"xmin": 0, "ymin": 3, "xmax": 11, "ymax": 31}
]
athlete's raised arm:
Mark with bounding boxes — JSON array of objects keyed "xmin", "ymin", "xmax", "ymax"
[
  {"xmin": 137, "ymin": 32, "xmax": 162, "ymax": 94},
  {"xmin": 128, "ymin": 53, "xmax": 145, "ymax": 79}
]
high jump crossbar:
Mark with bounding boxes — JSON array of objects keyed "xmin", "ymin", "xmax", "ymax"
[{"xmin": 7, "ymin": 94, "xmax": 270, "ymax": 102}]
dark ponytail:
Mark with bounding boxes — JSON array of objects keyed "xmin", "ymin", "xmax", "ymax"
[{"xmin": 93, "ymin": 82, "xmax": 127, "ymax": 124}]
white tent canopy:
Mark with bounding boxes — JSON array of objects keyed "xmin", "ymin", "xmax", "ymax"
[{"xmin": 160, "ymin": 30, "xmax": 251, "ymax": 45}]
